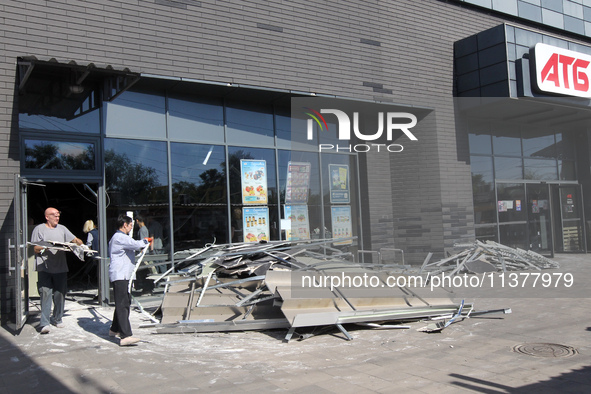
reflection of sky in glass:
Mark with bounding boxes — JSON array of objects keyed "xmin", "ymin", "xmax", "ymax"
[
  {"xmin": 104, "ymin": 139, "xmax": 168, "ymax": 185},
  {"xmin": 470, "ymin": 156, "xmax": 493, "ymax": 184},
  {"xmin": 227, "ymin": 105, "xmax": 273, "ymax": 135},
  {"xmin": 19, "ymin": 95, "xmax": 100, "ymax": 133},
  {"xmin": 493, "ymin": 135, "xmax": 521, "ymax": 156},
  {"xmin": 494, "ymin": 157, "xmax": 523, "ymax": 179},
  {"xmin": 468, "ymin": 133, "xmax": 492, "ymax": 155},
  {"xmin": 168, "ymin": 97, "xmax": 224, "ymax": 142},
  {"xmin": 171, "ymin": 143, "xmax": 225, "ymax": 187},
  {"xmin": 24, "ymin": 140, "xmax": 95, "ymax": 170},
  {"xmin": 105, "ymin": 91, "xmax": 165, "ymax": 138},
  {"xmin": 522, "ymin": 133, "xmax": 555, "ymax": 158},
  {"xmin": 26, "ymin": 140, "xmax": 90, "ymax": 156},
  {"xmin": 523, "ymin": 158, "xmax": 557, "ymax": 180}
]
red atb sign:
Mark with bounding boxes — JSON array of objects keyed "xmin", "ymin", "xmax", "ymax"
[{"xmin": 532, "ymin": 43, "xmax": 591, "ymax": 98}]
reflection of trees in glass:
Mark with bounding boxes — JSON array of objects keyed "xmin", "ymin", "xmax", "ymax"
[
  {"xmin": 25, "ymin": 142, "xmax": 95, "ymax": 170},
  {"xmin": 471, "ymin": 173, "xmax": 491, "ymax": 195},
  {"xmin": 228, "ymin": 150, "xmax": 254, "ymax": 204},
  {"xmin": 105, "ymin": 149, "xmax": 161, "ymax": 205},
  {"xmin": 524, "ymin": 169, "xmax": 537, "ymax": 180},
  {"xmin": 472, "ymin": 173, "xmax": 496, "ymax": 224},
  {"xmin": 172, "ymin": 169, "xmax": 225, "ymax": 205},
  {"xmin": 172, "ymin": 165, "xmax": 227, "ymax": 205},
  {"xmin": 172, "ymin": 151, "xmax": 260, "ymax": 205}
]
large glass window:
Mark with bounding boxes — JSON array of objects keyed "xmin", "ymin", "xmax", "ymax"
[
  {"xmin": 556, "ymin": 132, "xmax": 576, "ymax": 160},
  {"xmin": 494, "ymin": 157, "xmax": 523, "ymax": 179},
  {"xmin": 104, "ymin": 138, "xmax": 170, "ymax": 258},
  {"xmin": 321, "ymin": 153, "xmax": 359, "ymax": 249},
  {"xmin": 470, "ymin": 155, "xmax": 495, "ymax": 224},
  {"xmin": 469, "ymin": 133, "xmax": 492, "ymax": 155},
  {"xmin": 559, "ymin": 160, "xmax": 576, "ymax": 180},
  {"xmin": 278, "ymin": 150, "xmax": 321, "ymax": 241},
  {"xmin": 475, "ymin": 225, "xmax": 498, "ymax": 243},
  {"xmin": 226, "ymin": 101, "xmax": 274, "ymax": 146},
  {"xmin": 104, "ymin": 90, "xmax": 166, "ymax": 138},
  {"xmin": 168, "ymin": 95, "xmax": 224, "ymax": 143},
  {"xmin": 523, "ymin": 158, "xmax": 557, "ymax": 180},
  {"xmin": 492, "ymin": 127, "xmax": 522, "ymax": 156},
  {"xmin": 522, "ymin": 131, "xmax": 556, "ymax": 158},
  {"xmin": 228, "ymin": 146, "xmax": 278, "ymax": 242},
  {"xmin": 276, "ymin": 108, "xmax": 315, "ymax": 151},
  {"xmin": 19, "ymin": 95, "xmax": 100, "ymax": 134},
  {"xmin": 499, "ymin": 223, "xmax": 528, "ymax": 249},
  {"xmin": 496, "ymin": 183, "xmax": 526, "ymax": 223},
  {"xmin": 171, "ymin": 143, "xmax": 228, "ymax": 249},
  {"xmin": 23, "ymin": 139, "xmax": 96, "ymax": 171}
]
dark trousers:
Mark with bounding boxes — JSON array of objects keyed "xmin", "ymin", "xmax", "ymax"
[
  {"xmin": 37, "ymin": 271, "xmax": 68, "ymax": 327},
  {"xmin": 110, "ymin": 280, "xmax": 133, "ymax": 339}
]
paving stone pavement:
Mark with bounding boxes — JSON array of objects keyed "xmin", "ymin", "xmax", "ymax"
[{"xmin": 1, "ymin": 253, "xmax": 590, "ymax": 393}]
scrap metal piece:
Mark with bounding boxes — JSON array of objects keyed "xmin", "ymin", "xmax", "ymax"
[{"xmin": 152, "ymin": 238, "xmax": 512, "ymax": 340}]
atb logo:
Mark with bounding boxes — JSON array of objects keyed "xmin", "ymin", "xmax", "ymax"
[{"xmin": 304, "ymin": 108, "xmax": 418, "ymax": 152}]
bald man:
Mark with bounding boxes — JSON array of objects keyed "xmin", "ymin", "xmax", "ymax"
[{"xmin": 31, "ymin": 207, "xmax": 83, "ymax": 334}]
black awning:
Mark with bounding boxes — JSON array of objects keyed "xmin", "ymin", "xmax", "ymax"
[{"xmin": 17, "ymin": 56, "xmax": 140, "ymax": 120}]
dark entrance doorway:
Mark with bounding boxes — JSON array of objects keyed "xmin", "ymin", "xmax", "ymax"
[{"xmin": 27, "ymin": 182, "xmax": 100, "ymax": 291}]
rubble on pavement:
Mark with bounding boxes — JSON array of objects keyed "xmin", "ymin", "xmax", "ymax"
[
  {"xmin": 419, "ymin": 240, "xmax": 559, "ymax": 276},
  {"xmin": 129, "ymin": 238, "xmax": 515, "ymax": 341}
]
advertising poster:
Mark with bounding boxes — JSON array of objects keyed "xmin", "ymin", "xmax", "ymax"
[
  {"xmin": 241, "ymin": 159, "xmax": 268, "ymax": 204},
  {"xmin": 243, "ymin": 207, "xmax": 269, "ymax": 243},
  {"xmin": 284, "ymin": 205, "xmax": 310, "ymax": 241},
  {"xmin": 286, "ymin": 161, "xmax": 311, "ymax": 204},
  {"xmin": 331, "ymin": 205, "xmax": 353, "ymax": 245},
  {"xmin": 329, "ymin": 164, "xmax": 350, "ymax": 203},
  {"xmin": 498, "ymin": 200, "xmax": 514, "ymax": 212}
]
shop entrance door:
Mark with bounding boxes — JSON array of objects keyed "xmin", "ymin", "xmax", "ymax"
[
  {"xmin": 552, "ymin": 185, "xmax": 586, "ymax": 253},
  {"xmin": 27, "ymin": 182, "xmax": 101, "ymax": 298},
  {"xmin": 10, "ymin": 175, "xmax": 32, "ymax": 331},
  {"xmin": 526, "ymin": 183, "xmax": 552, "ymax": 255}
]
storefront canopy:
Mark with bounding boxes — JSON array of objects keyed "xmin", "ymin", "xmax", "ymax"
[{"xmin": 17, "ymin": 56, "xmax": 140, "ymax": 120}]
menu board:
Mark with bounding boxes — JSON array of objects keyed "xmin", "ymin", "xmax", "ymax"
[
  {"xmin": 241, "ymin": 160, "xmax": 268, "ymax": 204},
  {"xmin": 329, "ymin": 164, "xmax": 350, "ymax": 203},
  {"xmin": 331, "ymin": 205, "xmax": 352, "ymax": 245},
  {"xmin": 285, "ymin": 161, "xmax": 311, "ymax": 204},
  {"xmin": 284, "ymin": 205, "xmax": 310, "ymax": 241},
  {"xmin": 243, "ymin": 207, "xmax": 269, "ymax": 243}
]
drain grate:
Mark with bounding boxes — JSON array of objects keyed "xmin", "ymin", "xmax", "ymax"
[{"xmin": 513, "ymin": 343, "xmax": 578, "ymax": 358}]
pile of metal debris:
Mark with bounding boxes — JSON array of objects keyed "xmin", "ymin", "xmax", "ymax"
[
  {"xmin": 419, "ymin": 240, "xmax": 559, "ymax": 277},
  {"xmin": 133, "ymin": 239, "xmax": 513, "ymax": 341}
]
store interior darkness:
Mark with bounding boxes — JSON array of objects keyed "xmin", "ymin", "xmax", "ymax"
[{"xmin": 27, "ymin": 182, "xmax": 100, "ymax": 290}]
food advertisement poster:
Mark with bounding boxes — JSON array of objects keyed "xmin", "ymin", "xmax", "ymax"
[
  {"xmin": 329, "ymin": 164, "xmax": 350, "ymax": 203},
  {"xmin": 241, "ymin": 159, "xmax": 268, "ymax": 204},
  {"xmin": 284, "ymin": 205, "xmax": 310, "ymax": 241},
  {"xmin": 331, "ymin": 205, "xmax": 352, "ymax": 245},
  {"xmin": 243, "ymin": 207, "xmax": 269, "ymax": 243},
  {"xmin": 285, "ymin": 161, "xmax": 311, "ymax": 204}
]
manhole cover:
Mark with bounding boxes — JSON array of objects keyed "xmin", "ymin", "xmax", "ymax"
[{"xmin": 513, "ymin": 343, "xmax": 577, "ymax": 358}]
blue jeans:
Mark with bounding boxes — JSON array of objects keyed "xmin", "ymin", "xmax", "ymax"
[{"xmin": 37, "ymin": 271, "xmax": 68, "ymax": 327}]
